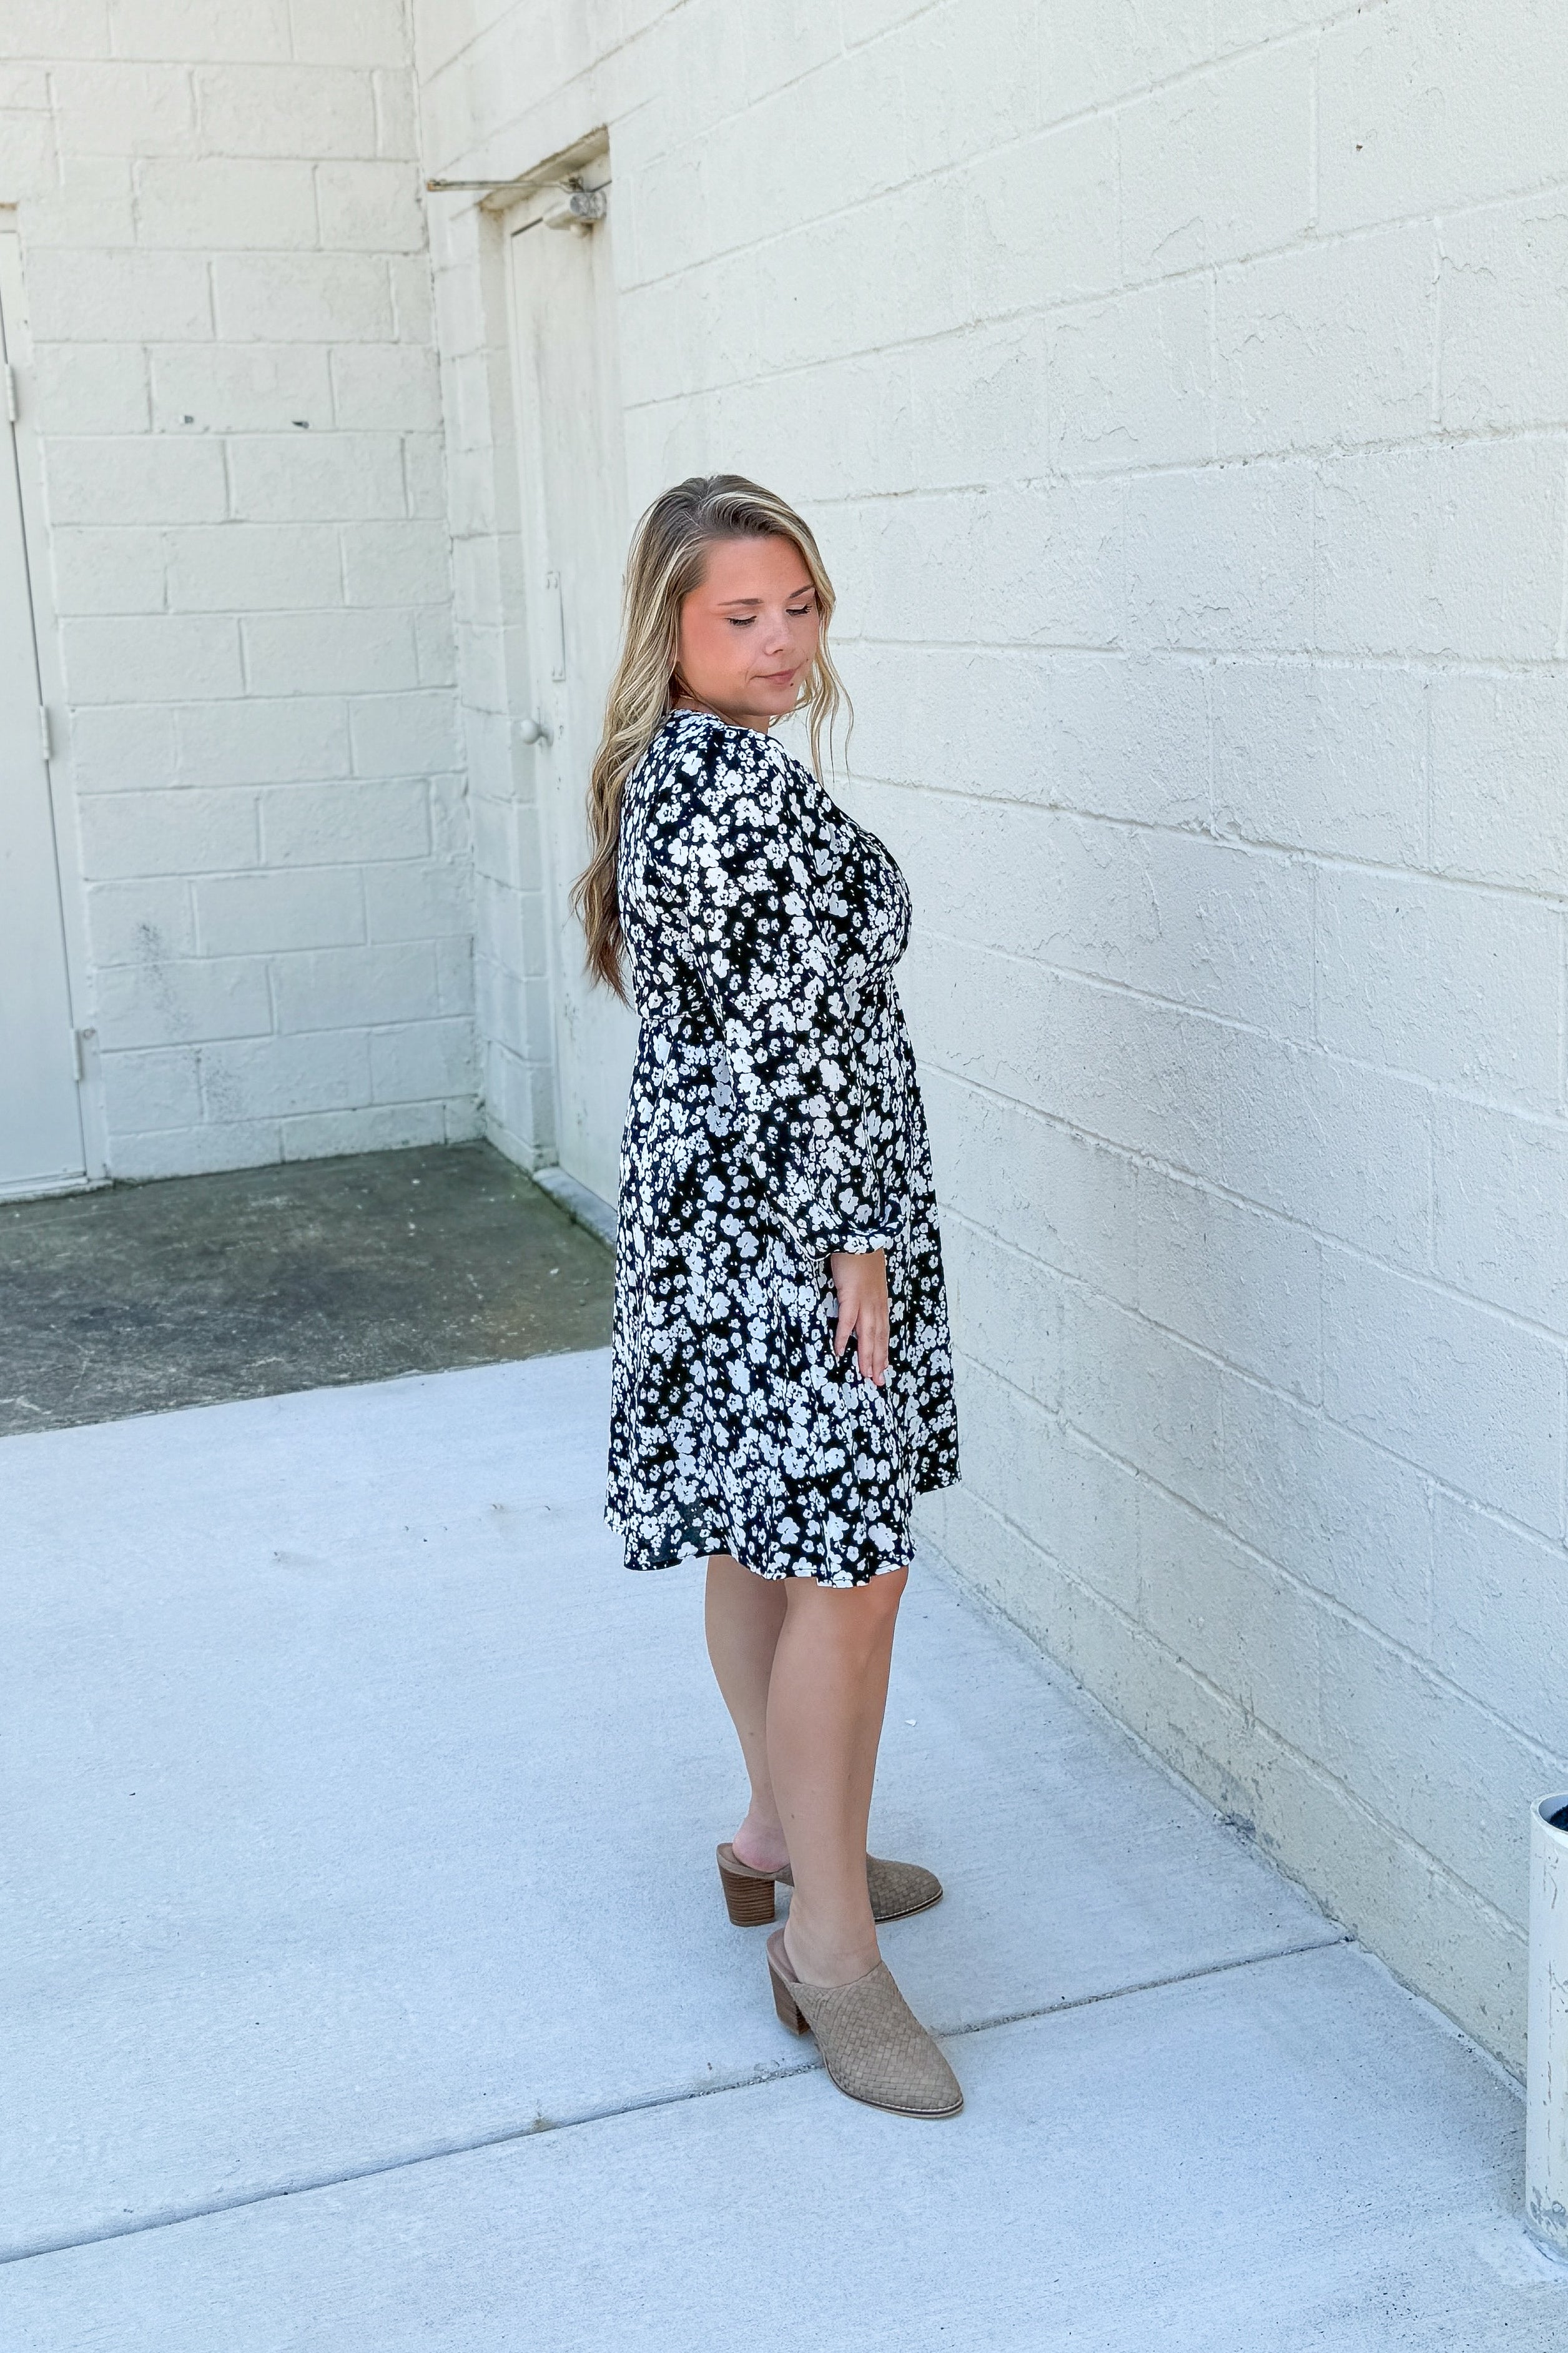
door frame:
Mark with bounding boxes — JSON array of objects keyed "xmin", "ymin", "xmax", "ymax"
[
  {"xmin": 0, "ymin": 216, "xmax": 104, "ymax": 1191},
  {"xmin": 498, "ymin": 134, "xmax": 621, "ymax": 1192}
]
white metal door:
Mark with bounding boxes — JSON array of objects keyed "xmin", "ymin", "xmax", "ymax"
[
  {"xmin": 508, "ymin": 177, "xmax": 636, "ymax": 1211},
  {"xmin": 0, "ymin": 229, "xmax": 83, "ymax": 1197}
]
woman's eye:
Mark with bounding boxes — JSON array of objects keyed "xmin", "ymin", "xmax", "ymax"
[
  {"xmin": 727, "ymin": 616, "xmax": 754, "ymax": 628},
  {"xmin": 787, "ymin": 605, "xmax": 811, "ymax": 618}
]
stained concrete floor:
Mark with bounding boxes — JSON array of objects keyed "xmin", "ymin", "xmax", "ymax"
[
  {"xmin": 0, "ymin": 1144, "xmax": 612, "ymax": 1435},
  {"xmin": 4, "ymin": 1351, "xmax": 1565, "ymax": 2350}
]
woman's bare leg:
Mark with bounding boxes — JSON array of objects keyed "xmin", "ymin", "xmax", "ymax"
[
  {"xmin": 768, "ymin": 1568, "xmax": 907, "ymax": 1987},
  {"xmin": 705, "ymin": 1552, "xmax": 789, "ymax": 1871}
]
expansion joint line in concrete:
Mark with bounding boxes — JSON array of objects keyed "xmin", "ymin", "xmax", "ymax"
[{"xmin": 3, "ymin": 1931, "xmax": 1349, "ymax": 2270}]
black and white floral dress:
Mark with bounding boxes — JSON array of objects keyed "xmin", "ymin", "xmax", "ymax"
[{"xmin": 606, "ymin": 708, "xmax": 959, "ymax": 1587}]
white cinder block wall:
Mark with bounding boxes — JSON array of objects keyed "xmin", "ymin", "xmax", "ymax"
[
  {"xmin": 2, "ymin": 0, "xmax": 475, "ymax": 1177},
  {"xmin": 417, "ymin": 0, "xmax": 1568, "ymax": 2072}
]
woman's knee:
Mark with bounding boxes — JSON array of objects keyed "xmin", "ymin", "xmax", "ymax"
[{"xmin": 791, "ymin": 1566, "xmax": 906, "ymax": 1653}]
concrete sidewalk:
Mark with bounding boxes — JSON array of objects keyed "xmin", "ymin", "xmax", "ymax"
[{"xmin": 2, "ymin": 1351, "xmax": 1562, "ymax": 2349}]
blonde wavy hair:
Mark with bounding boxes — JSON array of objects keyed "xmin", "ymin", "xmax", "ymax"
[{"xmin": 573, "ymin": 474, "xmax": 850, "ymax": 999}]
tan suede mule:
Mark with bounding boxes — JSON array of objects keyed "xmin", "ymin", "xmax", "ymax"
[
  {"xmin": 766, "ymin": 1928, "xmax": 963, "ymax": 2118},
  {"xmin": 716, "ymin": 1843, "xmax": 942, "ymax": 1928}
]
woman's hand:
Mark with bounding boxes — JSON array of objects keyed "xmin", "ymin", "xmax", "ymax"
[{"xmin": 829, "ymin": 1249, "xmax": 889, "ymax": 1385}]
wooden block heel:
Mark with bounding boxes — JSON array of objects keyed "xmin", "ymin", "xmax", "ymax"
[
  {"xmin": 716, "ymin": 1843, "xmax": 777, "ymax": 1925},
  {"xmin": 718, "ymin": 1857, "xmax": 777, "ymax": 1925},
  {"xmin": 768, "ymin": 1954, "xmax": 809, "ymax": 2036}
]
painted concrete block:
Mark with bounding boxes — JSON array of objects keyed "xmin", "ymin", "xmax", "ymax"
[
  {"xmin": 48, "ymin": 524, "xmax": 167, "ymax": 615},
  {"xmin": 48, "ymin": 59, "xmax": 196, "ymax": 155},
  {"xmin": 1441, "ymin": 194, "xmax": 1568, "ymax": 432},
  {"xmin": 1216, "ymin": 1031, "xmax": 1432, "ymax": 1272},
  {"xmin": 242, "ymin": 609, "xmax": 420, "ymax": 696},
  {"xmin": 1049, "ymin": 275, "xmax": 1213, "ymax": 472},
  {"xmin": 1218, "ymin": 1366, "xmax": 1434, "ymax": 1656},
  {"xmin": 46, "ymin": 434, "xmax": 227, "ymax": 525},
  {"xmin": 329, "ymin": 343, "xmax": 441, "ymax": 430},
  {"xmin": 225, "ymin": 432, "xmax": 406, "ymax": 522},
  {"xmin": 1315, "ymin": 865, "xmax": 1563, "ymax": 1112},
  {"xmin": 112, "ymin": 1116, "xmax": 284, "ymax": 1178},
  {"xmin": 177, "ymin": 695, "xmax": 353, "ymax": 786},
  {"xmin": 257, "ymin": 778, "xmax": 430, "ymax": 868},
  {"xmin": 85, "ymin": 877, "xmax": 197, "ymax": 966},
  {"xmin": 401, "ymin": 433, "xmax": 446, "ymax": 526},
  {"xmin": 1140, "ymin": 1479, "xmax": 1326, "ymax": 1759},
  {"xmin": 1319, "ymin": 0, "xmax": 1568, "ymax": 232},
  {"xmin": 962, "ymin": 115, "xmax": 1120, "ymax": 313},
  {"xmin": 1066, "ymin": 1290, "xmax": 1227, "ymax": 1520},
  {"xmin": 291, "ymin": 0, "xmax": 410, "ymax": 68},
  {"xmin": 77, "ymin": 785, "xmax": 258, "ymax": 879},
  {"xmin": 1432, "ymin": 1096, "xmax": 1568, "ymax": 1334},
  {"xmin": 1040, "ymin": 0, "xmax": 1213, "ymax": 121},
  {"xmin": 1120, "ymin": 41, "xmax": 1313, "ymax": 277},
  {"xmin": 0, "ymin": 3, "xmax": 114, "ymax": 61},
  {"xmin": 32, "ymin": 341, "xmax": 149, "ymax": 433},
  {"xmin": 907, "ymin": 320, "xmax": 1040, "ymax": 495},
  {"xmin": 97, "ymin": 946, "xmax": 276, "ymax": 1059},
  {"xmin": 921, "ymin": 1064, "xmax": 1138, "ymax": 1305},
  {"xmin": 200, "ymin": 1028, "xmax": 373, "ymax": 1120},
  {"xmin": 348, "ymin": 688, "xmax": 460, "ymax": 777},
  {"xmin": 362, "ymin": 858, "xmax": 470, "ymax": 943},
  {"xmin": 372, "ymin": 67, "xmax": 418, "ymax": 159},
  {"xmin": 1135, "ymin": 1162, "xmax": 1323, "ymax": 1401},
  {"xmin": 1127, "ymin": 830, "xmax": 1314, "ymax": 1037},
  {"xmin": 1432, "ymin": 1492, "xmax": 1568, "ymax": 1759},
  {"xmin": 98, "ymin": 1040, "xmax": 202, "ymax": 1133},
  {"xmin": 62, "ymin": 613, "xmax": 244, "ymax": 704},
  {"xmin": 71, "ymin": 704, "xmax": 179, "ymax": 793},
  {"xmin": 26, "ymin": 245, "xmax": 213, "ymax": 340},
  {"xmin": 316, "ymin": 161, "xmax": 425, "ymax": 253},
  {"xmin": 211, "ymin": 252, "xmax": 394, "ymax": 342},
  {"xmin": 150, "ymin": 345, "xmax": 333, "ymax": 433},
  {"xmin": 195, "ymin": 866, "xmax": 366, "ymax": 955},
  {"xmin": 1127, "ymin": 458, "xmax": 1314, "ymax": 651},
  {"xmin": 369, "ymin": 1016, "xmax": 475, "ymax": 1103},
  {"xmin": 166, "ymin": 523, "xmax": 342, "ymax": 613},
  {"xmin": 1429, "ymin": 669, "xmax": 1568, "ymax": 896},
  {"xmin": 1321, "ymin": 1249, "xmax": 1565, "ymax": 1537},
  {"xmin": 1212, "ymin": 658, "xmax": 1427, "ymax": 864},
  {"xmin": 869, "ymin": 780, "xmax": 1132, "ymax": 982},
  {"xmin": 899, "ymin": 0, "xmax": 1041, "ymax": 176},
  {"xmin": 942, "ymin": 1216, "xmax": 1063, "ymax": 1412},
  {"xmin": 1316, "ymin": 1610, "xmax": 1558, "ymax": 1925},
  {"xmin": 96, "ymin": 951, "xmax": 272, "ymax": 1049},
  {"xmin": 271, "ymin": 941, "xmax": 438, "ymax": 1035},
  {"xmin": 134, "ymin": 156, "xmax": 318, "ymax": 250},
  {"xmin": 109, "ymin": 2, "xmax": 292, "ymax": 64},
  {"xmin": 1316, "ymin": 437, "xmax": 1565, "ymax": 661},
  {"xmin": 193, "ymin": 62, "xmax": 376, "ymax": 156},
  {"xmin": 1215, "ymin": 221, "xmax": 1438, "ymax": 456}
]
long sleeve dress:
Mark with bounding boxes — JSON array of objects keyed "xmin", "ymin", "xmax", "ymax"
[{"xmin": 606, "ymin": 708, "xmax": 959, "ymax": 1587}]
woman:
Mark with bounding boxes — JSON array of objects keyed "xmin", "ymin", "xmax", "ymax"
[{"xmin": 576, "ymin": 476, "xmax": 962, "ymax": 2118}]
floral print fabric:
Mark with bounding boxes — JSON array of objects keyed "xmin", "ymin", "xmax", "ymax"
[{"xmin": 606, "ymin": 709, "xmax": 959, "ymax": 1585}]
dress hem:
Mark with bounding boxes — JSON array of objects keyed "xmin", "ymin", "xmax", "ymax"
[{"xmin": 608, "ymin": 1463, "xmax": 959, "ymax": 1587}]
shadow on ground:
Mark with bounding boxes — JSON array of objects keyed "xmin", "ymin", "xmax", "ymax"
[{"xmin": 0, "ymin": 1143, "xmax": 613, "ymax": 1435}]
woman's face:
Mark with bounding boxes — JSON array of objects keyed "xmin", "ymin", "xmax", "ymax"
[{"xmin": 674, "ymin": 533, "xmax": 821, "ymax": 731}]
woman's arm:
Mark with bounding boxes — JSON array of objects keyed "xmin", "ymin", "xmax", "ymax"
[{"xmin": 654, "ymin": 730, "xmax": 907, "ymax": 1290}]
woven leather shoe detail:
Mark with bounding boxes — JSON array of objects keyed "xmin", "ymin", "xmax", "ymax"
[
  {"xmin": 775, "ymin": 1853, "xmax": 944, "ymax": 1922},
  {"xmin": 767, "ymin": 1931, "xmax": 962, "ymax": 2118}
]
